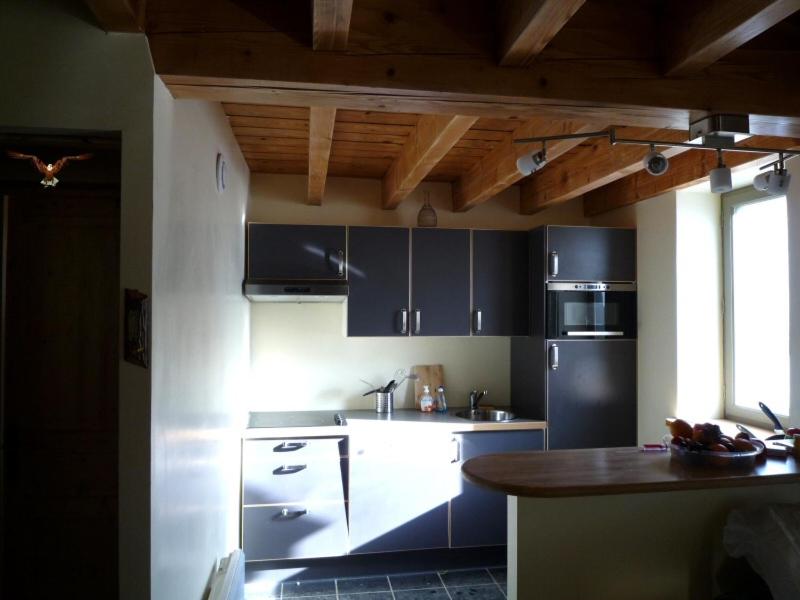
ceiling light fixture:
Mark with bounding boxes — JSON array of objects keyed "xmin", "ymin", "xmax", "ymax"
[
  {"xmin": 709, "ymin": 149, "xmax": 732, "ymax": 193},
  {"xmin": 642, "ymin": 144, "xmax": 669, "ymax": 176},
  {"xmin": 754, "ymin": 154, "xmax": 792, "ymax": 195},
  {"xmin": 513, "ymin": 128, "xmax": 800, "ymax": 194},
  {"xmin": 516, "ymin": 144, "xmax": 548, "ymax": 176}
]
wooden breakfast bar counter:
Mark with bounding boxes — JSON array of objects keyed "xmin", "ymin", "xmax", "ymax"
[{"xmin": 463, "ymin": 447, "xmax": 800, "ymax": 600}]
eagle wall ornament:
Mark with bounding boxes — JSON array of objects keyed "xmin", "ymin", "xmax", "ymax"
[{"xmin": 6, "ymin": 150, "xmax": 93, "ymax": 187}]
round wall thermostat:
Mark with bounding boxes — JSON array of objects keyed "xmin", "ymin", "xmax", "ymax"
[{"xmin": 215, "ymin": 152, "xmax": 227, "ymax": 193}]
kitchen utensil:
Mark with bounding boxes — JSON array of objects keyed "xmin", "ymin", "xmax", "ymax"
[
  {"xmin": 736, "ymin": 423, "xmax": 757, "ymax": 438},
  {"xmin": 362, "ymin": 388, "xmax": 382, "ymax": 396},
  {"xmin": 758, "ymin": 402, "xmax": 786, "ymax": 436},
  {"xmin": 382, "ymin": 379, "xmax": 396, "ymax": 393},
  {"xmin": 412, "ymin": 365, "xmax": 444, "ymax": 409},
  {"xmin": 375, "ymin": 391, "xmax": 394, "ymax": 414}
]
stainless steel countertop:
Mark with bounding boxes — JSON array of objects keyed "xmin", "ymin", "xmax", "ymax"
[{"xmin": 245, "ymin": 410, "xmax": 547, "ymax": 438}]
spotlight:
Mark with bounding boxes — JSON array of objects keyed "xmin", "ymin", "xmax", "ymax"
[
  {"xmin": 709, "ymin": 150, "xmax": 732, "ymax": 193},
  {"xmin": 753, "ymin": 170, "xmax": 770, "ymax": 192},
  {"xmin": 753, "ymin": 162, "xmax": 792, "ymax": 195},
  {"xmin": 642, "ymin": 144, "xmax": 669, "ymax": 175},
  {"xmin": 516, "ymin": 150, "xmax": 547, "ymax": 176}
]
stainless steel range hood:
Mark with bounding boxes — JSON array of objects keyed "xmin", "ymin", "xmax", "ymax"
[{"xmin": 243, "ymin": 279, "xmax": 349, "ymax": 303}]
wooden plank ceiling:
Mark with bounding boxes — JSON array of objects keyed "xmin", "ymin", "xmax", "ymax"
[{"xmin": 90, "ymin": 0, "xmax": 800, "ymax": 215}]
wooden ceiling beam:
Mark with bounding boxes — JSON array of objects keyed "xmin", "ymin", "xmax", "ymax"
[
  {"xmin": 520, "ymin": 128, "xmax": 690, "ymax": 214},
  {"xmin": 312, "ymin": 0, "xmax": 353, "ymax": 51},
  {"xmin": 84, "ymin": 0, "xmax": 145, "ymax": 32},
  {"xmin": 307, "ymin": 107, "xmax": 337, "ymax": 205},
  {"xmin": 452, "ymin": 119, "xmax": 601, "ymax": 212},
  {"xmin": 664, "ymin": 0, "xmax": 800, "ymax": 76},
  {"xmin": 498, "ymin": 0, "xmax": 586, "ymax": 66},
  {"xmin": 583, "ymin": 136, "xmax": 800, "ymax": 216},
  {"xmin": 382, "ymin": 114, "xmax": 477, "ymax": 209}
]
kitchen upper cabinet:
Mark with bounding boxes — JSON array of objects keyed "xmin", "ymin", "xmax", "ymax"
[
  {"xmin": 451, "ymin": 430, "xmax": 544, "ymax": 547},
  {"xmin": 349, "ymin": 428, "xmax": 457, "ymax": 554},
  {"xmin": 547, "ymin": 340, "xmax": 637, "ymax": 450},
  {"xmin": 247, "ymin": 224, "xmax": 346, "ymax": 280},
  {"xmin": 347, "ymin": 227, "xmax": 410, "ymax": 336},
  {"xmin": 546, "ymin": 226, "xmax": 636, "ymax": 282},
  {"xmin": 472, "ymin": 230, "xmax": 529, "ymax": 336},
  {"xmin": 411, "ymin": 228, "xmax": 471, "ymax": 336}
]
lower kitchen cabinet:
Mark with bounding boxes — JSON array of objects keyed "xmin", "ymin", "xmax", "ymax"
[
  {"xmin": 348, "ymin": 428, "xmax": 458, "ymax": 554},
  {"xmin": 241, "ymin": 436, "xmax": 348, "ymax": 562},
  {"xmin": 451, "ymin": 430, "xmax": 544, "ymax": 547}
]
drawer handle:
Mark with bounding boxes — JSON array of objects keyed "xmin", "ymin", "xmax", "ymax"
[
  {"xmin": 273, "ymin": 464, "xmax": 307, "ymax": 475},
  {"xmin": 274, "ymin": 441, "xmax": 307, "ymax": 452},
  {"xmin": 274, "ymin": 507, "xmax": 308, "ymax": 521}
]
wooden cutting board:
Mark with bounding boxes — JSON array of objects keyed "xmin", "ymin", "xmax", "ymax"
[{"xmin": 412, "ymin": 364, "xmax": 444, "ymax": 409}]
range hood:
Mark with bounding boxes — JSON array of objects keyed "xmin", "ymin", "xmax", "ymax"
[{"xmin": 243, "ymin": 279, "xmax": 349, "ymax": 303}]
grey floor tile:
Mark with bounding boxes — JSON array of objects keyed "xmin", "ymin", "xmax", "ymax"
[
  {"xmin": 487, "ymin": 567, "xmax": 507, "ymax": 585},
  {"xmin": 389, "ymin": 572, "xmax": 444, "ymax": 590},
  {"xmin": 394, "ymin": 589, "xmax": 450, "ymax": 599},
  {"xmin": 336, "ymin": 575, "xmax": 391, "ymax": 593},
  {"xmin": 281, "ymin": 578, "xmax": 337, "ymax": 597},
  {"xmin": 448, "ymin": 584, "xmax": 505, "ymax": 599},
  {"xmin": 339, "ymin": 593, "xmax": 394, "ymax": 600},
  {"xmin": 439, "ymin": 569, "xmax": 493, "ymax": 587}
]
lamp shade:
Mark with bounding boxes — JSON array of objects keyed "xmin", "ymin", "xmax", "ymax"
[{"xmin": 709, "ymin": 166, "xmax": 732, "ymax": 193}]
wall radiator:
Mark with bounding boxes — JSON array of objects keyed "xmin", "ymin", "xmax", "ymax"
[{"xmin": 208, "ymin": 549, "xmax": 245, "ymax": 600}]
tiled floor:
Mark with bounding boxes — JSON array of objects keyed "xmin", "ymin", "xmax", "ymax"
[{"xmin": 245, "ymin": 567, "xmax": 507, "ymax": 600}]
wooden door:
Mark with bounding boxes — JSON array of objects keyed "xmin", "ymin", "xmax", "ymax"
[
  {"xmin": 247, "ymin": 224, "xmax": 347, "ymax": 280},
  {"xmin": 410, "ymin": 228, "xmax": 470, "ymax": 336},
  {"xmin": 546, "ymin": 226, "xmax": 636, "ymax": 282},
  {"xmin": 451, "ymin": 430, "xmax": 543, "ymax": 547},
  {"xmin": 472, "ymin": 230, "xmax": 529, "ymax": 336},
  {"xmin": 347, "ymin": 227, "xmax": 410, "ymax": 336},
  {"xmin": 546, "ymin": 340, "xmax": 637, "ymax": 449},
  {"xmin": 1, "ymin": 188, "xmax": 120, "ymax": 599}
]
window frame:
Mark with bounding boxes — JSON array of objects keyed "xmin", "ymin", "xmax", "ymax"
[{"xmin": 722, "ymin": 185, "xmax": 790, "ymax": 425}]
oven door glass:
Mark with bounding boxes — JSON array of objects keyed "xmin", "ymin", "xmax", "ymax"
[{"xmin": 547, "ymin": 291, "xmax": 636, "ymax": 338}]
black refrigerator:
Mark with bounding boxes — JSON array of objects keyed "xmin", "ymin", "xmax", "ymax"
[{"xmin": 511, "ymin": 226, "xmax": 638, "ymax": 450}]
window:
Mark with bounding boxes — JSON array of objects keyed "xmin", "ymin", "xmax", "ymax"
[{"xmin": 723, "ymin": 187, "xmax": 790, "ymax": 420}]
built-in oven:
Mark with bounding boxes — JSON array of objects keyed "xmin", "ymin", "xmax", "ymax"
[{"xmin": 546, "ymin": 282, "xmax": 637, "ymax": 339}]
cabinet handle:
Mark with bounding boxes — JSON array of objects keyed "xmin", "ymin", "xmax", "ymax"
[
  {"xmin": 473, "ymin": 309, "xmax": 482, "ymax": 334},
  {"xmin": 399, "ymin": 308, "xmax": 408, "ymax": 335},
  {"xmin": 451, "ymin": 438, "xmax": 461, "ymax": 463},
  {"xmin": 274, "ymin": 507, "xmax": 308, "ymax": 520},
  {"xmin": 549, "ymin": 344, "xmax": 559, "ymax": 371},
  {"xmin": 274, "ymin": 441, "xmax": 307, "ymax": 452},
  {"xmin": 336, "ymin": 249, "xmax": 345, "ymax": 277},
  {"xmin": 413, "ymin": 309, "xmax": 421, "ymax": 335},
  {"xmin": 549, "ymin": 251, "xmax": 559, "ymax": 278},
  {"xmin": 273, "ymin": 464, "xmax": 307, "ymax": 475}
]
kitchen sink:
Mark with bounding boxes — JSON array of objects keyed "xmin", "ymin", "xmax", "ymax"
[{"xmin": 455, "ymin": 409, "xmax": 517, "ymax": 422}]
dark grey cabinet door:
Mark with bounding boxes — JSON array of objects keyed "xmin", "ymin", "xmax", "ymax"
[
  {"xmin": 248, "ymin": 224, "xmax": 347, "ymax": 280},
  {"xmin": 472, "ymin": 230, "xmax": 529, "ymax": 336},
  {"xmin": 452, "ymin": 430, "xmax": 543, "ymax": 547},
  {"xmin": 411, "ymin": 228, "xmax": 470, "ymax": 336},
  {"xmin": 546, "ymin": 226, "xmax": 636, "ymax": 282},
  {"xmin": 347, "ymin": 227, "xmax": 410, "ymax": 336},
  {"xmin": 547, "ymin": 340, "xmax": 637, "ymax": 450}
]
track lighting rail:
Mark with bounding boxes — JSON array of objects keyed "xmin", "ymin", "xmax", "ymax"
[{"xmin": 514, "ymin": 128, "xmax": 800, "ymax": 157}]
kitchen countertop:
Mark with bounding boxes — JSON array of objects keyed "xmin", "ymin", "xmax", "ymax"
[
  {"xmin": 462, "ymin": 446, "xmax": 800, "ymax": 498},
  {"xmin": 245, "ymin": 410, "xmax": 547, "ymax": 438}
]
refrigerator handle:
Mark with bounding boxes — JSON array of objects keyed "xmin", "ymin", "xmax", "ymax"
[
  {"xmin": 548, "ymin": 251, "xmax": 559, "ymax": 278},
  {"xmin": 549, "ymin": 344, "xmax": 559, "ymax": 371}
]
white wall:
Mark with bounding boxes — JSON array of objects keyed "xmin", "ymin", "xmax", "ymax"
[
  {"xmin": 676, "ymin": 191, "xmax": 723, "ymax": 422},
  {"xmin": 788, "ymin": 158, "xmax": 800, "ymax": 425},
  {"xmin": 248, "ymin": 175, "xmax": 589, "ymax": 411},
  {"xmin": 0, "ymin": 1, "xmax": 154, "ymax": 595},
  {"xmin": 151, "ymin": 81, "xmax": 250, "ymax": 600}
]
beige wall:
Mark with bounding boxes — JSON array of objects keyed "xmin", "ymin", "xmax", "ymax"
[
  {"xmin": 152, "ymin": 81, "xmax": 250, "ymax": 600},
  {"xmin": 248, "ymin": 175, "xmax": 589, "ymax": 411},
  {"xmin": 0, "ymin": 1, "xmax": 154, "ymax": 595}
]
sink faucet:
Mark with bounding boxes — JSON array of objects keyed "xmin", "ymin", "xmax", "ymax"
[{"xmin": 469, "ymin": 389, "xmax": 488, "ymax": 411}]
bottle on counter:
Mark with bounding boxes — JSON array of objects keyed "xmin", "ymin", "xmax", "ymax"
[
  {"xmin": 435, "ymin": 385, "xmax": 448, "ymax": 413},
  {"xmin": 419, "ymin": 385, "xmax": 434, "ymax": 412}
]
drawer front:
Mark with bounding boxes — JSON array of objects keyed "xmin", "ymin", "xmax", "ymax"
[
  {"xmin": 245, "ymin": 438, "xmax": 343, "ymax": 461},
  {"xmin": 243, "ymin": 502, "xmax": 348, "ymax": 561},
  {"xmin": 243, "ymin": 457, "xmax": 344, "ymax": 506}
]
